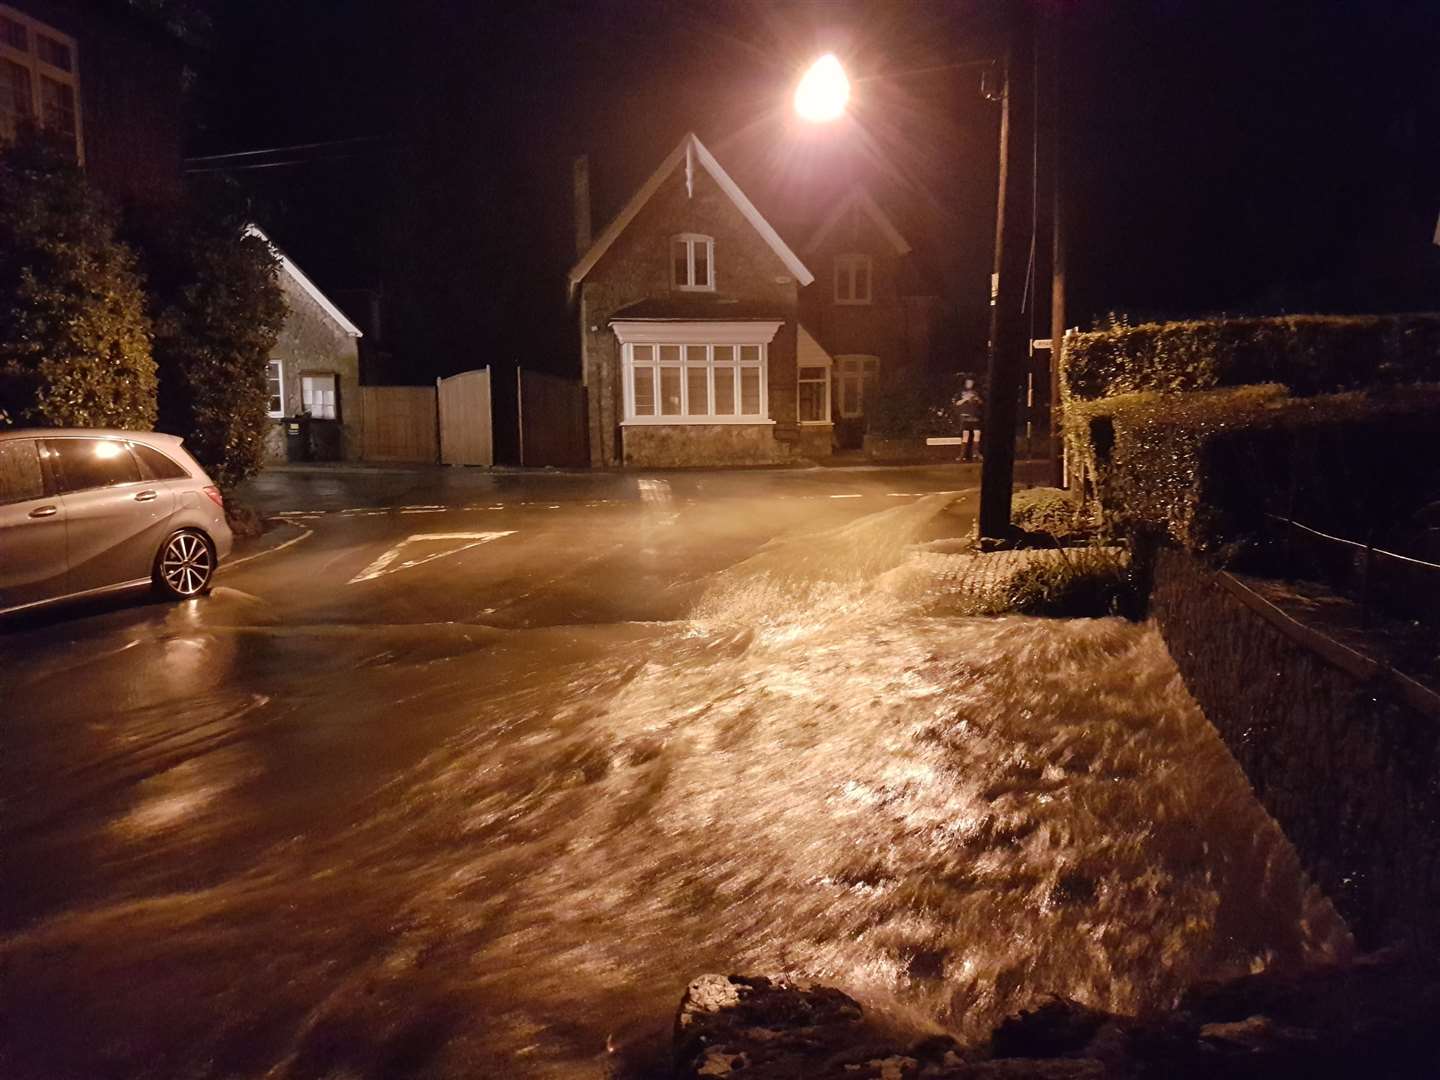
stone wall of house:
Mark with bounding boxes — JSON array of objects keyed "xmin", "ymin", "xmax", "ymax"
[
  {"xmin": 263, "ymin": 271, "xmax": 362, "ymax": 462},
  {"xmin": 794, "ymin": 425, "xmax": 833, "ymax": 460},
  {"xmin": 580, "ymin": 157, "xmax": 802, "ymax": 468},
  {"xmin": 1150, "ymin": 547, "xmax": 1440, "ymax": 951},
  {"xmin": 622, "ymin": 424, "xmax": 789, "ymax": 468}
]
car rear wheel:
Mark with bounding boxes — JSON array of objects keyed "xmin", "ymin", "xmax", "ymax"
[{"xmin": 154, "ymin": 529, "xmax": 215, "ymax": 599}]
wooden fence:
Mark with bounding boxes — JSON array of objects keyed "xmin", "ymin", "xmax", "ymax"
[
  {"xmin": 438, "ymin": 368, "xmax": 493, "ymax": 466},
  {"xmin": 360, "ymin": 386, "xmax": 437, "ymax": 462},
  {"xmin": 518, "ymin": 368, "xmax": 588, "ymax": 467}
]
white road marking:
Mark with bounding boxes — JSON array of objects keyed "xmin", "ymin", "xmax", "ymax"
[
  {"xmin": 221, "ymin": 526, "xmax": 314, "ymax": 572},
  {"xmin": 829, "ymin": 493, "xmax": 863, "ymax": 499},
  {"xmin": 400, "ymin": 508, "xmax": 446, "ymax": 514},
  {"xmin": 347, "ymin": 531, "xmax": 515, "ymax": 584}
]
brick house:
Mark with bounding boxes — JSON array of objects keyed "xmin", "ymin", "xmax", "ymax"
[
  {"xmin": 251, "ymin": 227, "xmax": 364, "ymax": 463},
  {"xmin": 0, "ymin": 0, "xmax": 184, "ymax": 207},
  {"xmin": 569, "ymin": 133, "xmax": 942, "ymax": 468},
  {"xmin": 799, "ymin": 186, "xmax": 940, "ymax": 450}
]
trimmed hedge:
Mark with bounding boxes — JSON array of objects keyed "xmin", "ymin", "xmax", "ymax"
[
  {"xmin": 1062, "ymin": 314, "xmax": 1440, "ymax": 403},
  {"xmin": 1068, "ymin": 384, "xmax": 1440, "ymax": 554},
  {"xmin": 867, "ymin": 370, "xmax": 980, "ymax": 438}
]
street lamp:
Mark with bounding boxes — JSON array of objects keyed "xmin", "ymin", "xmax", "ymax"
[
  {"xmin": 793, "ymin": 14, "xmax": 1055, "ymax": 540},
  {"xmin": 794, "ymin": 53, "xmax": 850, "ymax": 123}
]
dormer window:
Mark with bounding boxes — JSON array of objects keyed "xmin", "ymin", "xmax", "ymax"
[
  {"xmin": 834, "ymin": 253, "xmax": 871, "ymax": 305},
  {"xmin": 671, "ymin": 233, "xmax": 714, "ymax": 291}
]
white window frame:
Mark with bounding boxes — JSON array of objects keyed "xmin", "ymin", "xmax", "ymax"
[
  {"xmin": 0, "ymin": 5, "xmax": 82, "ymax": 163},
  {"xmin": 612, "ymin": 320, "xmax": 780, "ymax": 427},
  {"xmin": 670, "ymin": 233, "xmax": 715, "ymax": 292},
  {"xmin": 834, "ymin": 253, "xmax": 872, "ymax": 305},
  {"xmin": 301, "ymin": 373, "xmax": 339, "ymax": 420},
  {"xmin": 836, "ymin": 355, "xmax": 879, "ymax": 419},
  {"xmin": 266, "ymin": 359, "xmax": 285, "ymax": 418},
  {"xmin": 797, "ymin": 356, "xmax": 832, "ymax": 425}
]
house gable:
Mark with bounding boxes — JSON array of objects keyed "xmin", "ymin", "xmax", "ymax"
[
  {"xmin": 569, "ymin": 133, "xmax": 813, "ymax": 298},
  {"xmin": 247, "ymin": 225, "xmax": 362, "ymax": 339},
  {"xmin": 803, "ymin": 187, "xmax": 913, "ymax": 257}
]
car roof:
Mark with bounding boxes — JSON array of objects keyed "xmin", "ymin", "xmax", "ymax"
[{"xmin": 0, "ymin": 428, "xmax": 185, "ymax": 446}]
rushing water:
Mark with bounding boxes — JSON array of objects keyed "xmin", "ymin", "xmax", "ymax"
[{"xmin": 0, "ymin": 496, "xmax": 1349, "ymax": 1079}]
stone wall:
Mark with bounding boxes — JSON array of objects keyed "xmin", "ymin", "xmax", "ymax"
[
  {"xmin": 263, "ymin": 270, "xmax": 363, "ymax": 462},
  {"xmin": 1150, "ymin": 547, "xmax": 1440, "ymax": 951},
  {"xmin": 622, "ymin": 424, "xmax": 788, "ymax": 468},
  {"xmin": 580, "ymin": 157, "xmax": 801, "ymax": 467}
]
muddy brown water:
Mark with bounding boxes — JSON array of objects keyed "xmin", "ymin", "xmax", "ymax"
[{"xmin": 0, "ymin": 497, "xmax": 1348, "ymax": 1078}]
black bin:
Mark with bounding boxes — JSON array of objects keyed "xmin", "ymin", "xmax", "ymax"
[{"xmin": 284, "ymin": 416, "xmax": 311, "ymax": 462}]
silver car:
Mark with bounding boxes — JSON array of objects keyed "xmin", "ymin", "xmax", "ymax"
[{"xmin": 0, "ymin": 429, "xmax": 234, "ymax": 616}]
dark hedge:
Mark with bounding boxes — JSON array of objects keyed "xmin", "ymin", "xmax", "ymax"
[
  {"xmin": 1062, "ymin": 314, "xmax": 1440, "ymax": 402},
  {"xmin": 1068, "ymin": 384, "xmax": 1440, "ymax": 554}
]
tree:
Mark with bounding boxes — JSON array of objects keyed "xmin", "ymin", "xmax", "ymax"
[
  {"xmin": 0, "ymin": 132, "xmax": 156, "ymax": 429},
  {"xmin": 135, "ymin": 184, "xmax": 286, "ymax": 491}
]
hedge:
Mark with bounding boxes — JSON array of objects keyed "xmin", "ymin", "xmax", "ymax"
[
  {"xmin": 1061, "ymin": 314, "xmax": 1440, "ymax": 403},
  {"xmin": 1068, "ymin": 384, "xmax": 1440, "ymax": 554}
]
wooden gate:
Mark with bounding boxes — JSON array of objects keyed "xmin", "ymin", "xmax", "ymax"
[
  {"xmin": 360, "ymin": 386, "xmax": 438, "ymax": 462},
  {"xmin": 517, "ymin": 368, "xmax": 588, "ymax": 467},
  {"xmin": 438, "ymin": 368, "xmax": 493, "ymax": 466}
]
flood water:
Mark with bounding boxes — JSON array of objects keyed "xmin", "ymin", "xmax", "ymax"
[{"xmin": 0, "ymin": 496, "xmax": 1349, "ymax": 1079}]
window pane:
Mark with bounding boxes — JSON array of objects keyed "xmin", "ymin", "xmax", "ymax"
[
  {"xmin": 740, "ymin": 367, "xmax": 761, "ymax": 415},
  {"xmin": 686, "ymin": 365, "xmax": 709, "ymax": 416},
  {"xmin": 51, "ymin": 438, "xmax": 140, "ymax": 492},
  {"xmin": 713, "ymin": 366, "xmax": 734, "ymax": 415},
  {"xmin": 0, "ymin": 15, "xmax": 27, "ymax": 50},
  {"xmin": 130, "ymin": 443, "xmax": 189, "ymax": 481},
  {"xmin": 694, "ymin": 241, "xmax": 709, "ymax": 287},
  {"xmin": 0, "ymin": 439, "xmax": 43, "ymax": 505},
  {"xmin": 740, "ymin": 345, "xmax": 760, "ymax": 363},
  {"xmin": 799, "ymin": 381, "xmax": 826, "ymax": 423},
  {"xmin": 799, "ymin": 366, "xmax": 826, "ymax": 382},
  {"xmin": 39, "ymin": 75, "xmax": 75, "ymax": 140},
  {"xmin": 1, "ymin": 59, "xmax": 32, "ymax": 137},
  {"xmin": 302, "ymin": 374, "xmax": 339, "ymax": 420},
  {"xmin": 659, "ymin": 344, "xmax": 681, "ymax": 364},
  {"xmin": 685, "ymin": 345, "xmax": 706, "ymax": 365},
  {"xmin": 713, "ymin": 345, "xmax": 734, "ymax": 365},
  {"xmin": 632, "ymin": 366, "xmax": 655, "ymax": 415},
  {"xmin": 632, "ymin": 345, "xmax": 654, "ymax": 364},
  {"xmin": 660, "ymin": 366, "xmax": 682, "ymax": 416},
  {"xmin": 672, "ymin": 238, "xmax": 689, "ymax": 286},
  {"xmin": 267, "ymin": 360, "xmax": 283, "ymax": 415},
  {"xmin": 835, "ymin": 261, "xmax": 849, "ymax": 301},
  {"xmin": 855, "ymin": 260, "xmax": 870, "ymax": 301},
  {"xmin": 36, "ymin": 35, "xmax": 71, "ymax": 72}
]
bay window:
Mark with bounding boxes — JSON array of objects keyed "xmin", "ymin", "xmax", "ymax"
[{"xmin": 613, "ymin": 320, "xmax": 781, "ymax": 426}]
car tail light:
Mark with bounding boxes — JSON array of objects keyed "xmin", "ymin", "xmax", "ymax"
[{"xmin": 202, "ymin": 485, "xmax": 225, "ymax": 509}]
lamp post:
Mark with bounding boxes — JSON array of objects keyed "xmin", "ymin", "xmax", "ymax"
[{"xmin": 794, "ymin": 1, "xmax": 1058, "ymax": 539}]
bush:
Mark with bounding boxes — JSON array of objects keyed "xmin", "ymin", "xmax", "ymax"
[
  {"xmin": 1011, "ymin": 486, "xmax": 1089, "ymax": 540},
  {"xmin": 1068, "ymin": 383, "xmax": 1440, "ymax": 554},
  {"xmin": 994, "ymin": 545, "xmax": 1140, "ymax": 619},
  {"xmin": 868, "ymin": 370, "xmax": 982, "ymax": 438},
  {"xmin": 0, "ymin": 132, "xmax": 156, "ymax": 429},
  {"xmin": 132, "ymin": 188, "xmax": 285, "ymax": 491},
  {"xmin": 1061, "ymin": 314, "xmax": 1440, "ymax": 403}
]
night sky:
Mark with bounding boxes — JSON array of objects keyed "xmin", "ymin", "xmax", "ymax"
[{"xmin": 185, "ymin": 0, "xmax": 1440, "ymax": 386}]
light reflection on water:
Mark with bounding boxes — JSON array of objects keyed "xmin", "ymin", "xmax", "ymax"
[{"xmin": 0, "ymin": 497, "xmax": 1349, "ymax": 1079}]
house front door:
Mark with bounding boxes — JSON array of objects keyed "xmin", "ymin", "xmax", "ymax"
[{"xmin": 834, "ymin": 354, "xmax": 879, "ymax": 449}]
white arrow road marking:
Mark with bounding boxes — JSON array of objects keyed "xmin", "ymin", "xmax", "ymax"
[{"xmin": 347, "ymin": 531, "xmax": 515, "ymax": 584}]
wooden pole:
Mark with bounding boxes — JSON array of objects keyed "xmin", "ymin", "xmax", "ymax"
[
  {"xmin": 1047, "ymin": 1, "xmax": 1067, "ymax": 487},
  {"xmin": 978, "ymin": 1, "xmax": 1036, "ymax": 539}
]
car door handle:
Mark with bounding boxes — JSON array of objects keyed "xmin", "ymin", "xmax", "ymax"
[
  {"xmin": 134, "ymin": 490, "xmax": 159, "ymax": 502},
  {"xmin": 28, "ymin": 505, "xmax": 58, "ymax": 518}
]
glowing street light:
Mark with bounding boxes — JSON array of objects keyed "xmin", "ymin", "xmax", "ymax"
[{"xmin": 794, "ymin": 54, "xmax": 850, "ymax": 123}]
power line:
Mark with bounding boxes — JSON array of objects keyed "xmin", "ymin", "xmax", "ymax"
[{"xmin": 183, "ymin": 135, "xmax": 387, "ymax": 166}]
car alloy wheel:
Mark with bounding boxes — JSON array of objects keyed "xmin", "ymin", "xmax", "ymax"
[{"xmin": 156, "ymin": 530, "xmax": 214, "ymax": 599}]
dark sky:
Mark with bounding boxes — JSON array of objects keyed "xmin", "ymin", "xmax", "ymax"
[{"xmin": 187, "ymin": 0, "xmax": 1440, "ymax": 383}]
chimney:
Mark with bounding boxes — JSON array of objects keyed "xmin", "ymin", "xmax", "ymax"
[{"xmin": 573, "ymin": 155, "xmax": 593, "ymax": 259}]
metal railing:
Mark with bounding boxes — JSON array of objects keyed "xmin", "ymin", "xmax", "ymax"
[{"xmin": 1266, "ymin": 513, "xmax": 1440, "ymax": 628}]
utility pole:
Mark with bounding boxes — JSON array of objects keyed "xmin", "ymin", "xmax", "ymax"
[
  {"xmin": 978, "ymin": 0, "xmax": 1036, "ymax": 539},
  {"xmin": 1046, "ymin": 1, "xmax": 1067, "ymax": 487}
]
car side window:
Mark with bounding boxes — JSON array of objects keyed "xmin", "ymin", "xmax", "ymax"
[
  {"xmin": 48, "ymin": 438, "xmax": 142, "ymax": 493},
  {"xmin": 130, "ymin": 443, "xmax": 190, "ymax": 481},
  {"xmin": 0, "ymin": 439, "xmax": 45, "ymax": 505}
]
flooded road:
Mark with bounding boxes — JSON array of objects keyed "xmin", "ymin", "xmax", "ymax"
[{"xmin": 0, "ymin": 467, "xmax": 1347, "ymax": 1078}]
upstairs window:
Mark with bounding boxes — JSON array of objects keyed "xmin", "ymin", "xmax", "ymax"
[
  {"xmin": 834, "ymin": 253, "xmax": 872, "ymax": 305},
  {"xmin": 0, "ymin": 5, "xmax": 81, "ymax": 162},
  {"xmin": 671, "ymin": 233, "xmax": 715, "ymax": 291}
]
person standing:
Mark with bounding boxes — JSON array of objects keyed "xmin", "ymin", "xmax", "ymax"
[{"xmin": 957, "ymin": 377, "xmax": 983, "ymax": 462}]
